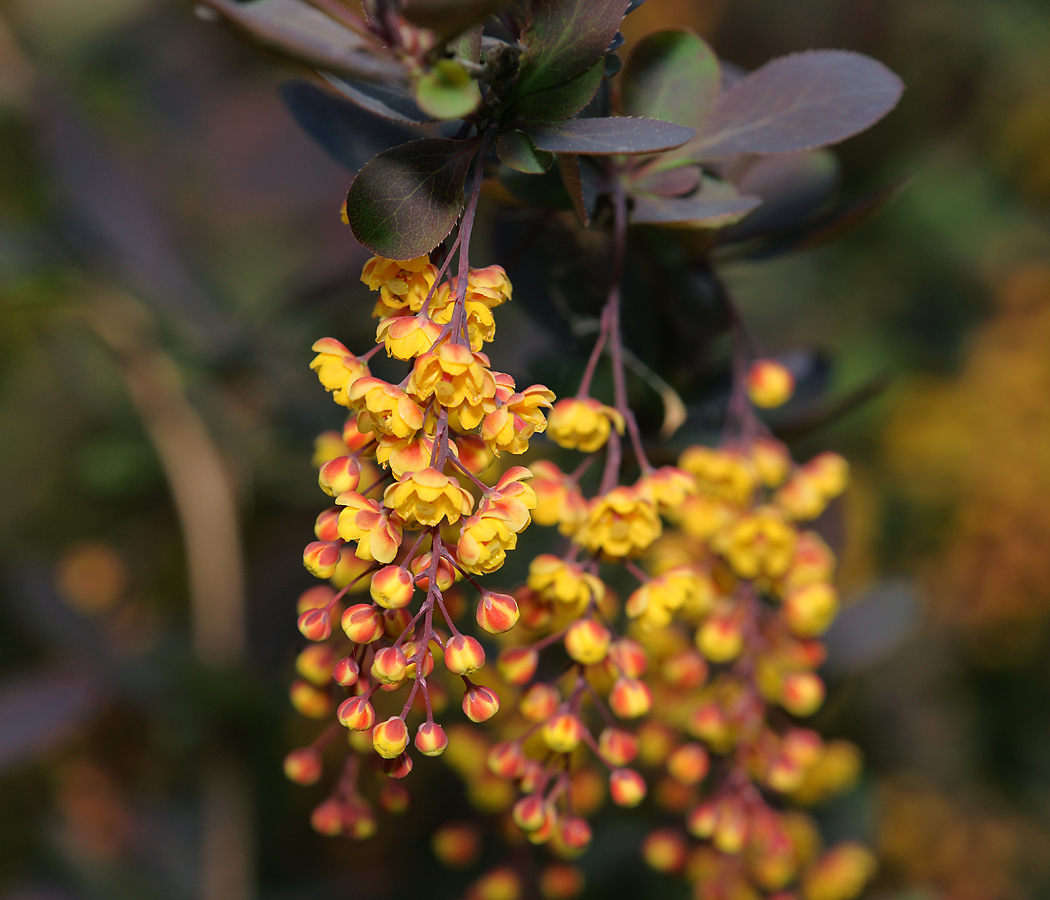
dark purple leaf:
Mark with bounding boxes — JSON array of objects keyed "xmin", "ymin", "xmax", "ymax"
[
  {"xmin": 198, "ymin": 0, "xmax": 404, "ymax": 82},
  {"xmin": 345, "ymin": 138, "xmax": 477, "ymax": 258},
  {"xmin": 402, "ymin": 0, "xmax": 511, "ymax": 42},
  {"xmin": 323, "ymin": 73, "xmax": 432, "ymax": 124},
  {"xmin": 514, "ymin": 0, "xmax": 629, "ymax": 96},
  {"xmin": 621, "ymin": 29, "xmax": 720, "ymax": 130},
  {"xmin": 688, "ymin": 51, "xmax": 903, "ymax": 159},
  {"xmin": 557, "ymin": 154, "xmax": 588, "ymax": 225},
  {"xmin": 496, "ymin": 130, "xmax": 553, "ymax": 173},
  {"xmin": 630, "ymin": 164, "xmax": 702, "ymax": 197},
  {"xmin": 630, "ymin": 177, "xmax": 760, "ymax": 226},
  {"xmin": 510, "ymin": 59, "xmax": 603, "ymax": 120},
  {"xmin": 524, "ymin": 117, "xmax": 694, "ymax": 155},
  {"xmin": 281, "ymin": 80, "xmax": 418, "ymax": 171}
]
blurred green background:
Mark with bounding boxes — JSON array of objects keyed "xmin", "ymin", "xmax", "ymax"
[{"xmin": 3, "ymin": 0, "xmax": 1050, "ymax": 898}]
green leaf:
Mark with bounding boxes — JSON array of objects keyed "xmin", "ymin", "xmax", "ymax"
[
  {"xmin": 524, "ymin": 117, "xmax": 695, "ymax": 155},
  {"xmin": 630, "ymin": 177, "xmax": 760, "ymax": 227},
  {"xmin": 402, "ymin": 0, "xmax": 512, "ymax": 43},
  {"xmin": 508, "ymin": 59, "xmax": 603, "ymax": 120},
  {"xmin": 512, "ymin": 0, "xmax": 629, "ymax": 98},
  {"xmin": 496, "ymin": 131, "xmax": 553, "ymax": 173},
  {"xmin": 199, "ymin": 0, "xmax": 404, "ymax": 81},
  {"xmin": 345, "ymin": 138, "xmax": 477, "ymax": 258},
  {"xmin": 451, "ymin": 22, "xmax": 484, "ymax": 64},
  {"xmin": 415, "ymin": 61, "xmax": 482, "ymax": 119},
  {"xmin": 621, "ymin": 29, "xmax": 720, "ymax": 130}
]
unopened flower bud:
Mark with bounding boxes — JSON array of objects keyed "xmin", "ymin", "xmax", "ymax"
[
  {"xmin": 369, "ymin": 565, "xmax": 414, "ymax": 609},
  {"xmin": 415, "ymin": 721, "xmax": 448, "ymax": 757},
  {"xmin": 296, "ymin": 643, "xmax": 337, "ymax": 685},
  {"xmin": 513, "ymin": 794, "xmax": 548, "ymax": 831},
  {"xmin": 498, "ymin": 646, "xmax": 538, "ymax": 685},
  {"xmin": 432, "ymin": 822, "xmax": 481, "ymax": 869},
  {"xmin": 802, "ymin": 842, "xmax": 876, "ymax": 900},
  {"xmin": 337, "ymin": 695, "xmax": 376, "ymax": 730},
  {"xmin": 686, "ymin": 800, "xmax": 717, "ymax": 838},
  {"xmin": 382, "ymin": 607, "xmax": 413, "ymax": 639},
  {"xmin": 666, "ymin": 743, "xmax": 710, "ymax": 785},
  {"xmin": 539, "ymin": 864, "xmax": 584, "ymax": 900},
  {"xmin": 783, "ymin": 728, "xmax": 824, "ymax": 766},
  {"xmin": 713, "ymin": 797, "xmax": 748, "ymax": 854},
  {"xmin": 283, "ymin": 747, "xmax": 322, "ymax": 785},
  {"xmin": 564, "ymin": 619, "xmax": 612, "ymax": 665},
  {"xmin": 476, "ymin": 591, "xmax": 520, "ymax": 634},
  {"xmin": 598, "ymin": 727, "xmax": 638, "ymax": 766},
  {"xmin": 473, "ymin": 867, "xmax": 522, "ymax": 900},
  {"xmin": 542, "ymin": 712, "xmax": 585, "ymax": 753},
  {"xmin": 373, "ymin": 716, "xmax": 409, "ymax": 758},
  {"xmin": 297, "ymin": 584, "xmax": 336, "ymax": 614},
  {"xmin": 688, "ymin": 702, "xmax": 729, "ymax": 744},
  {"xmin": 783, "ymin": 582, "xmax": 840, "ymax": 637},
  {"xmin": 487, "ymin": 741, "xmax": 525, "ymax": 778},
  {"xmin": 445, "ymin": 634, "xmax": 486, "ymax": 675},
  {"xmin": 662, "ymin": 649, "xmax": 708, "ymax": 690},
  {"xmin": 462, "ymin": 684, "xmax": 500, "ymax": 722},
  {"xmin": 559, "ymin": 816, "xmax": 592, "ymax": 851},
  {"xmin": 642, "ymin": 828, "xmax": 687, "ymax": 873},
  {"xmin": 303, "ymin": 540, "xmax": 341, "ymax": 579},
  {"xmin": 297, "ymin": 607, "xmax": 331, "ymax": 641},
  {"xmin": 341, "ymin": 603, "xmax": 384, "ymax": 643},
  {"xmin": 697, "ymin": 615, "xmax": 744, "ymax": 663},
  {"xmin": 371, "ymin": 646, "xmax": 408, "ymax": 684},
  {"xmin": 319, "ymin": 455, "xmax": 361, "ymax": 496},
  {"xmin": 333, "ymin": 655, "xmax": 360, "ymax": 686},
  {"xmin": 378, "ymin": 781, "xmax": 410, "ymax": 813},
  {"xmin": 781, "ymin": 671, "xmax": 825, "ymax": 716},
  {"xmin": 290, "ymin": 679, "xmax": 332, "ymax": 718},
  {"xmin": 608, "ymin": 638, "xmax": 648, "ymax": 677},
  {"xmin": 609, "ymin": 768, "xmax": 647, "ymax": 807},
  {"xmin": 609, "ymin": 677, "xmax": 652, "ymax": 719},
  {"xmin": 311, "ymin": 798, "xmax": 344, "ymax": 836},
  {"xmin": 383, "ymin": 752, "xmax": 414, "ymax": 779},
  {"xmin": 747, "ymin": 359, "xmax": 795, "ymax": 408},
  {"xmin": 314, "ymin": 507, "xmax": 341, "ymax": 542},
  {"xmin": 766, "ymin": 753, "xmax": 805, "ymax": 793}
]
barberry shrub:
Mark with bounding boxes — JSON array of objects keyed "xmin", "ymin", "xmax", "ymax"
[{"xmin": 199, "ymin": 1, "xmax": 903, "ymax": 897}]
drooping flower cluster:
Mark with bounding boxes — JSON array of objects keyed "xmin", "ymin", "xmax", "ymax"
[{"xmin": 286, "ymin": 253, "xmax": 557, "ymax": 830}]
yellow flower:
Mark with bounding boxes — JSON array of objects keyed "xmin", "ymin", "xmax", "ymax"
[
  {"xmin": 637, "ymin": 466, "xmax": 696, "ymax": 511},
  {"xmin": 408, "ymin": 342, "xmax": 497, "ymax": 430},
  {"xmin": 626, "ymin": 566, "xmax": 716, "ymax": 629},
  {"xmin": 383, "ymin": 467, "xmax": 473, "ymax": 527},
  {"xmin": 714, "ymin": 505, "xmax": 798, "ymax": 580},
  {"xmin": 374, "ymin": 432, "xmax": 447, "ymax": 479},
  {"xmin": 336, "ymin": 492, "xmax": 404, "ymax": 563},
  {"xmin": 670, "ymin": 494, "xmax": 738, "ymax": 540},
  {"xmin": 476, "ymin": 466, "xmax": 537, "ymax": 533},
  {"xmin": 528, "ymin": 555, "xmax": 604, "ymax": 607},
  {"xmin": 375, "ymin": 315, "xmax": 442, "ymax": 360},
  {"xmin": 461, "ymin": 265, "xmax": 512, "ymax": 307},
  {"xmin": 575, "ymin": 487, "xmax": 662, "ymax": 558},
  {"xmin": 361, "ymin": 254, "xmax": 438, "ymax": 313},
  {"xmin": 457, "ymin": 514, "xmax": 517, "ymax": 575},
  {"xmin": 678, "ymin": 446, "xmax": 757, "ymax": 506},
  {"xmin": 482, "ymin": 385, "xmax": 556, "ymax": 455},
  {"xmin": 528, "ymin": 461, "xmax": 587, "ymax": 534},
  {"xmin": 750, "ymin": 437, "xmax": 792, "ymax": 488},
  {"xmin": 428, "ymin": 284, "xmax": 495, "ymax": 351},
  {"xmin": 348, "ymin": 376, "xmax": 425, "ymax": 440},
  {"xmin": 309, "ymin": 338, "xmax": 369, "ymax": 406},
  {"xmin": 547, "ymin": 398, "xmax": 624, "ymax": 453}
]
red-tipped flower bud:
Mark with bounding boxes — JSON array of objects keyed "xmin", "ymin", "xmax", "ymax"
[
  {"xmin": 542, "ymin": 712, "xmax": 585, "ymax": 753},
  {"xmin": 369, "ymin": 565, "xmax": 414, "ymax": 609},
  {"xmin": 476, "ymin": 591, "xmax": 520, "ymax": 634},
  {"xmin": 341, "ymin": 603, "xmax": 384, "ymax": 644},
  {"xmin": 747, "ymin": 358, "xmax": 795, "ymax": 408},
  {"xmin": 642, "ymin": 828, "xmax": 687, "ymax": 873},
  {"xmin": 661, "ymin": 649, "xmax": 708, "ymax": 690},
  {"xmin": 303, "ymin": 541, "xmax": 341, "ymax": 579},
  {"xmin": 462, "ymin": 684, "xmax": 500, "ymax": 722},
  {"xmin": 314, "ymin": 507, "xmax": 341, "ymax": 542},
  {"xmin": 444, "ymin": 634, "xmax": 486, "ymax": 675},
  {"xmin": 609, "ymin": 677, "xmax": 653, "ymax": 719},
  {"xmin": 498, "ymin": 646, "xmax": 538, "ymax": 685},
  {"xmin": 487, "ymin": 741, "xmax": 525, "ymax": 779},
  {"xmin": 333, "ymin": 655, "xmax": 360, "ymax": 686},
  {"xmin": 781, "ymin": 671, "xmax": 825, "ymax": 716},
  {"xmin": 598, "ymin": 727, "xmax": 639, "ymax": 766},
  {"xmin": 609, "ymin": 768, "xmax": 647, "ymax": 807},
  {"xmin": 520, "ymin": 683, "xmax": 560, "ymax": 722},
  {"xmin": 378, "ymin": 781, "xmax": 410, "ymax": 814},
  {"xmin": 666, "ymin": 743, "xmax": 710, "ymax": 785},
  {"xmin": 373, "ymin": 716, "xmax": 410, "ymax": 759},
  {"xmin": 382, "ymin": 607, "xmax": 414, "ymax": 639},
  {"xmin": 296, "ymin": 644, "xmax": 337, "ymax": 685},
  {"xmin": 564, "ymin": 619, "xmax": 611, "ymax": 665},
  {"xmin": 290, "ymin": 679, "xmax": 332, "ymax": 718},
  {"xmin": 382, "ymin": 752, "xmax": 414, "ymax": 779},
  {"xmin": 415, "ymin": 721, "xmax": 449, "ymax": 757},
  {"xmin": 559, "ymin": 816, "xmax": 592, "ymax": 851},
  {"xmin": 608, "ymin": 638, "xmax": 648, "ymax": 677},
  {"xmin": 310, "ymin": 798, "xmax": 344, "ymax": 836},
  {"xmin": 512, "ymin": 794, "xmax": 548, "ymax": 831},
  {"xmin": 337, "ymin": 695, "xmax": 376, "ymax": 731},
  {"xmin": 371, "ymin": 646, "xmax": 408, "ymax": 684},
  {"xmin": 283, "ymin": 747, "xmax": 322, "ymax": 785},
  {"xmin": 686, "ymin": 800, "xmax": 717, "ymax": 838},
  {"xmin": 697, "ymin": 615, "xmax": 744, "ymax": 663},
  {"xmin": 297, "ymin": 607, "xmax": 331, "ymax": 642},
  {"xmin": 319, "ymin": 455, "xmax": 361, "ymax": 496}
]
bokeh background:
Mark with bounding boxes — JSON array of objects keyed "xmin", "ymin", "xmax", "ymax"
[{"xmin": 3, "ymin": 0, "xmax": 1050, "ymax": 898}]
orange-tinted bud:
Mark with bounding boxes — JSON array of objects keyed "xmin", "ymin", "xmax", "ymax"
[
  {"xmin": 415, "ymin": 721, "xmax": 448, "ymax": 756},
  {"xmin": 290, "ymin": 679, "xmax": 332, "ymax": 718},
  {"xmin": 802, "ymin": 842, "xmax": 876, "ymax": 900},
  {"xmin": 283, "ymin": 747, "xmax": 322, "ymax": 785},
  {"xmin": 462, "ymin": 684, "xmax": 500, "ymax": 722},
  {"xmin": 445, "ymin": 634, "xmax": 486, "ymax": 675},
  {"xmin": 608, "ymin": 638, "xmax": 648, "ymax": 677},
  {"xmin": 373, "ymin": 716, "xmax": 409, "ymax": 758},
  {"xmin": 341, "ymin": 795, "xmax": 378, "ymax": 839},
  {"xmin": 559, "ymin": 816, "xmax": 592, "ymax": 850},
  {"xmin": 609, "ymin": 768, "xmax": 647, "ymax": 807},
  {"xmin": 303, "ymin": 540, "xmax": 341, "ymax": 579},
  {"xmin": 382, "ymin": 752, "xmax": 414, "ymax": 779},
  {"xmin": 598, "ymin": 727, "xmax": 639, "ymax": 766},
  {"xmin": 369, "ymin": 565, "xmax": 414, "ymax": 609},
  {"xmin": 498, "ymin": 646, "xmax": 538, "ymax": 685},
  {"xmin": 319, "ymin": 455, "xmax": 361, "ymax": 497},
  {"xmin": 402, "ymin": 639, "xmax": 434, "ymax": 677},
  {"xmin": 297, "ymin": 607, "xmax": 332, "ymax": 641},
  {"xmin": 539, "ymin": 864, "xmax": 584, "ymax": 900},
  {"xmin": 382, "ymin": 607, "xmax": 413, "ymax": 639},
  {"xmin": 378, "ymin": 780, "xmax": 410, "ymax": 813},
  {"xmin": 371, "ymin": 646, "xmax": 408, "ymax": 684},
  {"xmin": 476, "ymin": 591, "xmax": 520, "ymax": 634},
  {"xmin": 513, "ymin": 794, "xmax": 549, "ymax": 831},
  {"xmin": 296, "ymin": 643, "xmax": 337, "ymax": 685},
  {"xmin": 688, "ymin": 702, "xmax": 729, "ymax": 744},
  {"xmin": 333, "ymin": 655, "xmax": 360, "ymax": 686},
  {"xmin": 747, "ymin": 358, "xmax": 795, "ymax": 408},
  {"xmin": 686, "ymin": 800, "xmax": 717, "ymax": 838},
  {"xmin": 471, "ymin": 867, "xmax": 522, "ymax": 900},
  {"xmin": 314, "ymin": 507, "xmax": 341, "ymax": 542},
  {"xmin": 609, "ymin": 677, "xmax": 653, "ymax": 719},
  {"xmin": 697, "ymin": 615, "xmax": 744, "ymax": 663},
  {"xmin": 542, "ymin": 712, "xmax": 585, "ymax": 753},
  {"xmin": 518, "ymin": 758, "xmax": 545, "ymax": 794},
  {"xmin": 310, "ymin": 798, "xmax": 344, "ymax": 836},
  {"xmin": 337, "ymin": 695, "xmax": 376, "ymax": 730},
  {"xmin": 662, "ymin": 649, "xmax": 708, "ymax": 690},
  {"xmin": 767, "ymin": 753, "xmax": 804, "ymax": 793},
  {"xmin": 487, "ymin": 741, "xmax": 525, "ymax": 778},
  {"xmin": 713, "ymin": 797, "xmax": 748, "ymax": 854},
  {"xmin": 432, "ymin": 821, "xmax": 481, "ymax": 869},
  {"xmin": 297, "ymin": 584, "xmax": 336, "ymax": 613},
  {"xmin": 642, "ymin": 828, "xmax": 688, "ymax": 873},
  {"xmin": 519, "ymin": 683, "xmax": 558, "ymax": 721},
  {"xmin": 564, "ymin": 619, "xmax": 612, "ymax": 665},
  {"xmin": 666, "ymin": 743, "xmax": 710, "ymax": 785},
  {"xmin": 341, "ymin": 603, "xmax": 384, "ymax": 644},
  {"xmin": 783, "ymin": 582, "xmax": 839, "ymax": 637},
  {"xmin": 781, "ymin": 672, "xmax": 825, "ymax": 716}
]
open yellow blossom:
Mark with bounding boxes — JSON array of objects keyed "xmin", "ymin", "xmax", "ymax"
[
  {"xmin": 348, "ymin": 377, "xmax": 425, "ymax": 440},
  {"xmin": 457, "ymin": 513, "xmax": 518, "ymax": 575},
  {"xmin": 626, "ymin": 566, "xmax": 716, "ymax": 629},
  {"xmin": 460, "ymin": 265, "xmax": 512, "ymax": 307},
  {"xmin": 671, "ymin": 494, "xmax": 739, "ymax": 540},
  {"xmin": 638, "ymin": 466, "xmax": 696, "ymax": 511},
  {"xmin": 335, "ymin": 492, "xmax": 403, "ymax": 563},
  {"xmin": 310, "ymin": 338, "xmax": 369, "ymax": 407},
  {"xmin": 528, "ymin": 555, "xmax": 604, "ymax": 608},
  {"xmin": 361, "ymin": 255, "xmax": 438, "ymax": 313},
  {"xmin": 476, "ymin": 466, "xmax": 537, "ymax": 533},
  {"xmin": 408, "ymin": 342, "xmax": 497, "ymax": 430},
  {"xmin": 428, "ymin": 284, "xmax": 495, "ymax": 351},
  {"xmin": 678, "ymin": 446, "xmax": 757, "ymax": 506},
  {"xmin": 383, "ymin": 467, "xmax": 473, "ymax": 527},
  {"xmin": 575, "ymin": 487, "xmax": 662, "ymax": 558},
  {"xmin": 713, "ymin": 505, "xmax": 798, "ymax": 580},
  {"xmin": 376, "ymin": 315, "xmax": 442, "ymax": 360},
  {"xmin": 482, "ymin": 385, "xmax": 556, "ymax": 455},
  {"xmin": 528, "ymin": 461, "xmax": 587, "ymax": 534},
  {"xmin": 547, "ymin": 397, "xmax": 625, "ymax": 453},
  {"xmin": 375, "ymin": 433, "xmax": 459, "ymax": 479}
]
